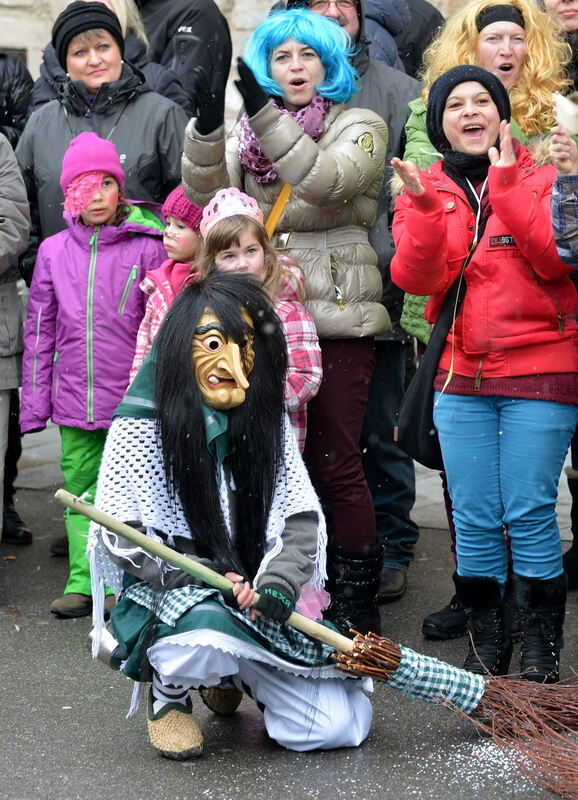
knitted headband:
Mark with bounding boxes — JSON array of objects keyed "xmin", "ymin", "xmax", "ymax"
[
  {"xmin": 162, "ymin": 186, "xmax": 203, "ymax": 232},
  {"xmin": 200, "ymin": 188, "xmax": 264, "ymax": 238},
  {"xmin": 426, "ymin": 65, "xmax": 511, "ymax": 152},
  {"xmin": 52, "ymin": 1, "xmax": 125, "ymax": 69},
  {"xmin": 476, "ymin": 4, "xmax": 525, "ymax": 31}
]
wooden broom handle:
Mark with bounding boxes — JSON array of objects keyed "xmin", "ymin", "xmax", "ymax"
[{"xmin": 54, "ymin": 489, "xmax": 354, "ymax": 654}]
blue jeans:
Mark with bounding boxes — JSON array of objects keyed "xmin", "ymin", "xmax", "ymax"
[
  {"xmin": 433, "ymin": 393, "xmax": 578, "ymax": 585},
  {"xmin": 362, "ymin": 341, "xmax": 419, "ymax": 571}
]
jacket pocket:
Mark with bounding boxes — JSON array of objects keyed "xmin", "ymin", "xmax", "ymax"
[{"xmin": 117, "ymin": 266, "xmax": 139, "ymax": 315}]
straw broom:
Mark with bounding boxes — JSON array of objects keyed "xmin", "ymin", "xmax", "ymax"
[{"xmin": 55, "ymin": 489, "xmax": 578, "ymax": 798}]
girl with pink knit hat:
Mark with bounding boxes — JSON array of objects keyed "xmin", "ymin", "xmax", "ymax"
[
  {"xmin": 20, "ymin": 131, "xmax": 166, "ymax": 619},
  {"xmin": 196, "ymin": 187, "xmax": 322, "ymax": 455},
  {"xmin": 130, "ymin": 186, "xmax": 203, "ymax": 381}
]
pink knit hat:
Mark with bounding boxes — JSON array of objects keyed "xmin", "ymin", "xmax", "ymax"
[
  {"xmin": 200, "ymin": 188, "xmax": 264, "ymax": 237},
  {"xmin": 60, "ymin": 132, "xmax": 125, "ymax": 194},
  {"xmin": 162, "ymin": 186, "xmax": 203, "ymax": 232}
]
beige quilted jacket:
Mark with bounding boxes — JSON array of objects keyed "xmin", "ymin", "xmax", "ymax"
[{"xmin": 182, "ymin": 101, "xmax": 390, "ymax": 339}]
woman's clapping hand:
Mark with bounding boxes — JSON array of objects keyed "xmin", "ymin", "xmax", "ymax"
[
  {"xmin": 488, "ymin": 120, "xmax": 516, "ymax": 168},
  {"xmin": 391, "ymin": 157, "xmax": 425, "ymax": 195}
]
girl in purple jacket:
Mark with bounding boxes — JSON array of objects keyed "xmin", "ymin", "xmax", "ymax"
[{"xmin": 20, "ymin": 132, "xmax": 166, "ymax": 619}]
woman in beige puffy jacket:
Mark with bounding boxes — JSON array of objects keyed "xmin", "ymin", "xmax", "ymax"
[{"xmin": 182, "ymin": 8, "xmax": 389, "ymax": 637}]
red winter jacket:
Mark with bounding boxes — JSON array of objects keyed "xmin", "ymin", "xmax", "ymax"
[{"xmin": 391, "ymin": 146, "xmax": 578, "ymax": 379}]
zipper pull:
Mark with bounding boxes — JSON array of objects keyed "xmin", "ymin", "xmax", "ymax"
[
  {"xmin": 474, "ymin": 357, "xmax": 483, "ymax": 391},
  {"xmin": 131, "ymin": 265, "xmax": 138, "ymax": 280},
  {"xmin": 334, "ymin": 284, "xmax": 346, "ymax": 311},
  {"xmin": 557, "ymin": 313, "xmax": 565, "ymax": 333}
]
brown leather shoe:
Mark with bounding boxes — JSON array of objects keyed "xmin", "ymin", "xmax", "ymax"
[
  {"xmin": 49, "ymin": 593, "xmax": 92, "ymax": 618},
  {"xmin": 49, "ymin": 535, "xmax": 68, "ymax": 557},
  {"xmin": 199, "ymin": 686, "xmax": 243, "ymax": 715},
  {"xmin": 377, "ymin": 568, "xmax": 407, "ymax": 603}
]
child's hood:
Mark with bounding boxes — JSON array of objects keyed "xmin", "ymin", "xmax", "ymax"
[{"xmin": 63, "ymin": 199, "xmax": 165, "ymax": 245}]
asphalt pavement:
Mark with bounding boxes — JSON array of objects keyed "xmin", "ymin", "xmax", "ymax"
[{"xmin": 0, "ymin": 424, "xmax": 575, "ymax": 800}]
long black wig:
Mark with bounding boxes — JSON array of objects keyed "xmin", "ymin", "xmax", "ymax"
[{"xmin": 153, "ymin": 270, "xmax": 288, "ymax": 582}]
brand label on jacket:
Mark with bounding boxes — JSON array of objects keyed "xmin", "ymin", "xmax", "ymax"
[{"xmin": 489, "ymin": 235, "xmax": 516, "ymax": 248}]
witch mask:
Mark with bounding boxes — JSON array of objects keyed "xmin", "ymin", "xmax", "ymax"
[{"xmin": 192, "ymin": 308, "xmax": 255, "ymax": 410}]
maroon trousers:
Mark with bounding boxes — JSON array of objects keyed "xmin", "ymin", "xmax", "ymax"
[{"xmin": 304, "ymin": 337, "xmax": 377, "ymax": 550}]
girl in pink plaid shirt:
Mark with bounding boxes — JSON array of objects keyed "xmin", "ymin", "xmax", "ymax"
[
  {"xmin": 130, "ymin": 186, "xmax": 203, "ymax": 382},
  {"xmin": 197, "ymin": 188, "xmax": 322, "ymax": 451}
]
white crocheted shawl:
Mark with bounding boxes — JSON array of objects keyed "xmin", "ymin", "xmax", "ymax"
[{"xmin": 88, "ymin": 415, "xmax": 327, "ymax": 623}]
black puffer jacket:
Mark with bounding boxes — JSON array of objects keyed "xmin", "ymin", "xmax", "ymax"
[
  {"xmin": 30, "ymin": 37, "xmax": 191, "ymax": 116},
  {"xmin": 135, "ymin": 0, "xmax": 232, "ymax": 115},
  {"xmin": 0, "ymin": 51, "xmax": 33, "ymax": 148},
  {"xmin": 16, "ymin": 62, "xmax": 187, "ymax": 283},
  {"xmin": 394, "ymin": 0, "xmax": 444, "ymax": 79},
  {"xmin": 364, "ymin": 0, "xmax": 410, "ymax": 72}
]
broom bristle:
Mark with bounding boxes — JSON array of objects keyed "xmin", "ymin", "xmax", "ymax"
[
  {"xmin": 335, "ymin": 632, "xmax": 578, "ymax": 798},
  {"xmin": 453, "ymin": 677, "xmax": 578, "ymax": 799}
]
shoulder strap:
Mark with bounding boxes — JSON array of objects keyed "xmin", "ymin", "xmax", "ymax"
[{"xmin": 265, "ymin": 183, "xmax": 292, "ymax": 238}]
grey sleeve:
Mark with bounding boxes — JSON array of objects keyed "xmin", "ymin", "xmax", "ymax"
[{"xmin": 256, "ymin": 511, "xmax": 320, "ymax": 601}]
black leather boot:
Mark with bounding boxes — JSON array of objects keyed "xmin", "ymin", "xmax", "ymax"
[
  {"xmin": 513, "ymin": 572, "xmax": 567, "ymax": 684},
  {"xmin": 324, "ymin": 543, "xmax": 384, "ymax": 637},
  {"xmin": 563, "ymin": 468, "xmax": 578, "ymax": 591},
  {"xmin": 454, "ymin": 572, "xmax": 512, "ymax": 676}
]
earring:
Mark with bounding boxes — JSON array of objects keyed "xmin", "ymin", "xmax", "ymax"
[{"xmin": 66, "ymin": 72, "xmax": 70, "ymax": 77}]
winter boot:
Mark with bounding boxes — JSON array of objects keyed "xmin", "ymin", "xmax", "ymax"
[
  {"xmin": 422, "ymin": 594, "xmax": 467, "ymax": 640},
  {"xmin": 324, "ymin": 543, "xmax": 384, "ymax": 637},
  {"xmin": 454, "ymin": 573, "xmax": 512, "ymax": 676},
  {"xmin": 563, "ymin": 467, "xmax": 578, "ymax": 591},
  {"xmin": 513, "ymin": 572, "xmax": 567, "ymax": 684}
]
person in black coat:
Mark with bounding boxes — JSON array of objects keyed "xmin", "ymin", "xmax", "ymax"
[
  {"xmin": 394, "ymin": 0, "xmax": 444, "ymax": 79},
  {"xmin": 31, "ymin": 0, "xmax": 192, "ymax": 116},
  {"xmin": 134, "ymin": 0, "xmax": 232, "ymax": 116},
  {"xmin": 0, "ymin": 51, "xmax": 33, "ymax": 148}
]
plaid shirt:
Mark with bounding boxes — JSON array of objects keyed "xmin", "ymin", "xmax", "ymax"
[
  {"xmin": 277, "ymin": 288, "xmax": 322, "ymax": 451},
  {"xmin": 552, "ymin": 173, "xmax": 578, "ymax": 268}
]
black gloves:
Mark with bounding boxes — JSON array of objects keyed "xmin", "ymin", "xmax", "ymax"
[
  {"xmin": 234, "ymin": 57, "xmax": 270, "ymax": 119},
  {"xmin": 254, "ymin": 583, "xmax": 295, "ymax": 622},
  {"xmin": 193, "ymin": 65, "xmax": 227, "ymax": 136}
]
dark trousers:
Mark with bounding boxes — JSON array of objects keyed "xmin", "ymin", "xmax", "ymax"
[
  {"xmin": 4, "ymin": 388, "xmax": 21, "ymax": 507},
  {"xmin": 304, "ymin": 337, "xmax": 376, "ymax": 550},
  {"xmin": 361, "ymin": 340, "xmax": 419, "ymax": 571}
]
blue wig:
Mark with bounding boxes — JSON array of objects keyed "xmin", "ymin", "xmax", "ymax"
[{"xmin": 244, "ymin": 9, "xmax": 358, "ymax": 105}]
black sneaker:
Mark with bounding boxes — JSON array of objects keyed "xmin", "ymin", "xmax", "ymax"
[
  {"xmin": 422, "ymin": 594, "xmax": 467, "ymax": 640},
  {"xmin": 2, "ymin": 504, "xmax": 32, "ymax": 545}
]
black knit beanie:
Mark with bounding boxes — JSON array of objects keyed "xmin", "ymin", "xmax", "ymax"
[
  {"xmin": 426, "ymin": 65, "xmax": 511, "ymax": 152},
  {"xmin": 52, "ymin": 1, "xmax": 125, "ymax": 70}
]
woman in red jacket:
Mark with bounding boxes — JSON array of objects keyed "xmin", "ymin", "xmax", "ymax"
[{"xmin": 391, "ymin": 65, "xmax": 578, "ymax": 683}]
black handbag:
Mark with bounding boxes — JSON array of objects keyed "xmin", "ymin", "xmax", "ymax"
[{"xmin": 396, "ymin": 263, "xmax": 468, "ymax": 471}]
